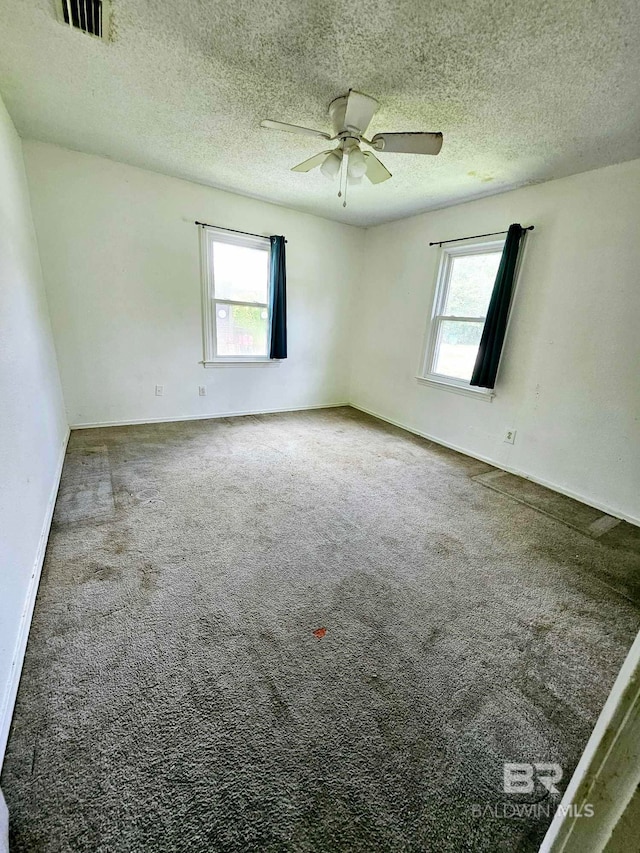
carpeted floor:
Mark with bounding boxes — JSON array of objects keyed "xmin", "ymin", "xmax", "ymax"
[{"xmin": 2, "ymin": 407, "xmax": 639, "ymax": 852}]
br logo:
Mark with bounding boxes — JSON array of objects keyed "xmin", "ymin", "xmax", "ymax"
[{"xmin": 503, "ymin": 763, "xmax": 563, "ymax": 795}]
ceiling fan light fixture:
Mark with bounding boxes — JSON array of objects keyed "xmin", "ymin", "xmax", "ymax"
[
  {"xmin": 320, "ymin": 150, "xmax": 342, "ymax": 180},
  {"xmin": 347, "ymin": 147, "xmax": 366, "ymax": 179}
]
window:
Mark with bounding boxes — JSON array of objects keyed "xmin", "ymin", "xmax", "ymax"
[
  {"xmin": 420, "ymin": 240, "xmax": 504, "ymax": 396},
  {"xmin": 200, "ymin": 226, "xmax": 273, "ymax": 363}
]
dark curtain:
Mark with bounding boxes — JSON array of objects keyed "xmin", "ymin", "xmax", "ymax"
[
  {"xmin": 470, "ymin": 223, "xmax": 525, "ymax": 388},
  {"xmin": 269, "ymin": 236, "xmax": 287, "ymax": 359}
]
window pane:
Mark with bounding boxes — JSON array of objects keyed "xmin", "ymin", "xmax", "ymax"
[
  {"xmin": 212, "ymin": 242, "xmax": 269, "ymax": 304},
  {"xmin": 215, "ymin": 302, "xmax": 269, "ymax": 357},
  {"xmin": 434, "ymin": 320, "xmax": 483, "ymax": 380},
  {"xmin": 444, "ymin": 251, "xmax": 501, "ymax": 316}
]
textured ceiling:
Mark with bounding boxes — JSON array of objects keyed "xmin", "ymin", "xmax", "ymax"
[{"xmin": 0, "ymin": 0, "xmax": 639, "ymax": 226}]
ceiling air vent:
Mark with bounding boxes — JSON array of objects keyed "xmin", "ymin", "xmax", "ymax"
[{"xmin": 59, "ymin": 0, "xmax": 108, "ymax": 39}]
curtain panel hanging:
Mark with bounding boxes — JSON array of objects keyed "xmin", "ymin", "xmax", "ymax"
[
  {"xmin": 269, "ymin": 236, "xmax": 287, "ymax": 360},
  {"xmin": 470, "ymin": 223, "xmax": 525, "ymax": 389}
]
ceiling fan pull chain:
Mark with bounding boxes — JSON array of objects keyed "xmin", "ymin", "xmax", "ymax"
[{"xmin": 341, "ymin": 148, "xmax": 350, "ymax": 207}]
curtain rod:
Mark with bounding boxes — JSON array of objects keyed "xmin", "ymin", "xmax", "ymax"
[
  {"xmin": 429, "ymin": 225, "xmax": 534, "ymax": 247},
  {"xmin": 195, "ymin": 221, "xmax": 287, "ymax": 243}
]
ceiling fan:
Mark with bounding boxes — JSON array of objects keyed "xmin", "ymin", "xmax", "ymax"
[{"xmin": 260, "ymin": 89, "xmax": 443, "ymax": 207}]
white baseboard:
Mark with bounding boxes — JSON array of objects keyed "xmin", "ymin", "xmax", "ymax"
[
  {"xmin": 0, "ymin": 428, "xmax": 70, "ymax": 767},
  {"xmin": 350, "ymin": 402, "xmax": 639, "ymax": 528},
  {"xmin": 70, "ymin": 402, "xmax": 350, "ymax": 430}
]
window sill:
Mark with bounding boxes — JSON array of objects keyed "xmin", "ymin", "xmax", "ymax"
[
  {"xmin": 416, "ymin": 375, "xmax": 494, "ymax": 401},
  {"xmin": 202, "ymin": 359, "xmax": 282, "ymax": 367}
]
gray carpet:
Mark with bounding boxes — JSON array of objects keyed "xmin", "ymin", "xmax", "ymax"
[{"xmin": 2, "ymin": 407, "xmax": 639, "ymax": 852}]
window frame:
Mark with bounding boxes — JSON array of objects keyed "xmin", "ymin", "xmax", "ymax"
[
  {"xmin": 200, "ymin": 225, "xmax": 275, "ymax": 365},
  {"xmin": 418, "ymin": 239, "xmax": 505, "ymax": 400}
]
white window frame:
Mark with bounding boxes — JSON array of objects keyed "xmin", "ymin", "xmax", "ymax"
[
  {"xmin": 418, "ymin": 239, "xmax": 505, "ymax": 401},
  {"xmin": 200, "ymin": 225, "xmax": 275, "ymax": 365}
]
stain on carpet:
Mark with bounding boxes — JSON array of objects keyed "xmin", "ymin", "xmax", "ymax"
[
  {"xmin": 471, "ymin": 470, "xmax": 619, "ymax": 537},
  {"xmin": 472, "ymin": 469, "xmax": 640, "ymax": 603},
  {"xmin": 52, "ymin": 444, "xmax": 115, "ymax": 526}
]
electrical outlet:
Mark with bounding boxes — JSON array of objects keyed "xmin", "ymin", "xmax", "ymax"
[
  {"xmin": 155, "ymin": 384, "xmax": 164, "ymax": 396},
  {"xmin": 504, "ymin": 428, "xmax": 517, "ymax": 444},
  {"xmin": 198, "ymin": 385, "xmax": 207, "ymax": 397}
]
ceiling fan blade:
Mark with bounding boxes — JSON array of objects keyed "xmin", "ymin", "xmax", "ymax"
[
  {"xmin": 370, "ymin": 132, "xmax": 443, "ymax": 155},
  {"xmin": 261, "ymin": 119, "xmax": 330, "ymax": 140},
  {"xmin": 343, "ymin": 90, "xmax": 379, "ymax": 134},
  {"xmin": 363, "ymin": 152, "xmax": 392, "ymax": 184},
  {"xmin": 291, "ymin": 151, "xmax": 333, "ymax": 173}
]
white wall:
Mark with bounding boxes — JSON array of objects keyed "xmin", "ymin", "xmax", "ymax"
[
  {"xmin": 22, "ymin": 142, "xmax": 363, "ymax": 428},
  {"xmin": 350, "ymin": 159, "xmax": 640, "ymax": 524},
  {"xmin": 0, "ymin": 98, "xmax": 67, "ymax": 760}
]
